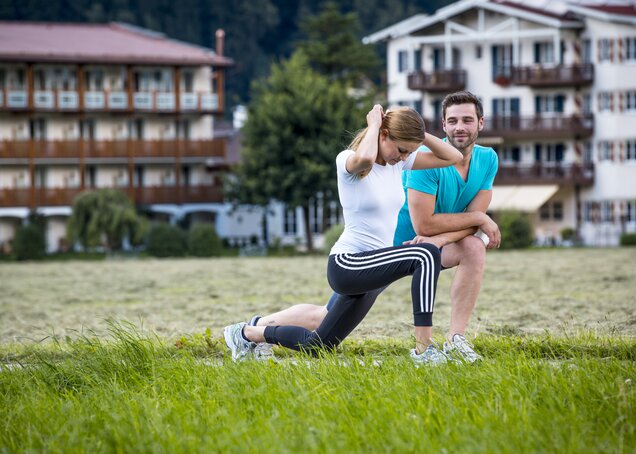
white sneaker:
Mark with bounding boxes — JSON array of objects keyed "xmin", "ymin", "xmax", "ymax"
[
  {"xmin": 248, "ymin": 315, "xmax": 276, "ymax": 361},
  {"xmin": 223, "ymin": 322, "xmax": 253, "ymax": 361},
  {"xmin": 410, "ymin": 345, "xmax": 450, "ymax": 366},
  {"xmin": 443, "ymin": 334, "xmax": 482, "ymax": 364}
]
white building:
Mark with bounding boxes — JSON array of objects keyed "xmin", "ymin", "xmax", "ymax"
[
  {"xmin": 0, "ymin": 22, "xmax": 246, "ymax": 252},
  {"xmin": 364, "ymin": 0, "xmax": 636, "ymax": 246}
]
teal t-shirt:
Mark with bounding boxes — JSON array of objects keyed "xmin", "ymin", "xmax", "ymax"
[{"xmin": 393, "ymin": 144, "xmax": 498, "ymax": 245}]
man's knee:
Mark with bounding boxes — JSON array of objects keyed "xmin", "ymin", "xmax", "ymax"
[{"xmin": 458, "ymin": 236, "xmax": 486, "ymax": 264}]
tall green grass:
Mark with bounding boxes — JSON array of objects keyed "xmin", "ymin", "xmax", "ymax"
[{"xmin": 1, "ymin": 323, "xmax": 634, "ymax": 453}]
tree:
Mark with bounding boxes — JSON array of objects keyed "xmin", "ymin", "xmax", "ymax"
[
  {"xmin": 67, "ymin": 189, "xmax": 146, "ymax": 252},
  {"xmin": 297, "ymin": 1, "xmax": 380, "ymax": 84},
  {"xmin": 229, "ymin": 52, "xmax": 362, "ymax": 251}
]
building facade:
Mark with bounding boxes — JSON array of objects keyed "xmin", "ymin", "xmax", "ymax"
[
  {"xmin": 0, "ymin": 22, "xmax": 241, "ymax": 252},
  {"xmin": 364, "ymin": 0, "xmax": 636, "ymax": 246}
]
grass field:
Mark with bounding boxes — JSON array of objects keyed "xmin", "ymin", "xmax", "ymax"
[{"xmin": 1, "ymin": 248, "xmax": 635, "ymax": 452}]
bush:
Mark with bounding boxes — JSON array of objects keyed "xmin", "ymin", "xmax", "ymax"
[
  {"xmin": 146, "ymin": 224, "xmax": 186, "ymax": 257},
  {"xmin": 560, "ymin": 227, "xmax": 576, "ymax": 241},
  {"xmin": 323, "ymin": 224, "xmax": 345, "ymax": 253},
  {"xmin": 187, "ymin": 223, "xmax": 222, "ymax": 257},
  {"xmin": 498, "ymin": 211, "xmax": 534, "ymax": 249},
  {"xmin": 13, "ymin": 224, "xmax": 46, "ymax": 260},
  {"xmin": 620, "ymin": 233, "xmax": 636, "ymax": 246}
]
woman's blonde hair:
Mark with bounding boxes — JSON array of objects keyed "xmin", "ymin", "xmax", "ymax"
[{"xmin": 348, "ymin": 106, "xmax": 426, "ymax": 151}]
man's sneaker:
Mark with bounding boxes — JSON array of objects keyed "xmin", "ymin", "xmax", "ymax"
[
  {"xmin": 410, "ymin": 345, "xmax": 450, "ymax": 366},
  {"xmin": 224, "ymin": 322, "xmax": 253, "ymax": 361},
  {"xmin": 248, "ymin": 315, "xmax": 276, "ymax": 361},
  {"xmin": 443, "ymin": 334, "xmax": 482, "ymax": 364}
]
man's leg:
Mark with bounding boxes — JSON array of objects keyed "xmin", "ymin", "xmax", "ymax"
[{"xmin": 440, "ymin": 235, "xmax": 486, "ymax": 340}]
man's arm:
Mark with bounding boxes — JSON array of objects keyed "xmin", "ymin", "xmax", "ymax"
[{"xmin": 408, "ymin": 188, "xmax": 500, "ymax": 248}]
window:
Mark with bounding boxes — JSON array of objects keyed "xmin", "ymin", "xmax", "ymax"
[
  {"xmin": 582, "ymin": 39, "xmax": 592, "ymax": 64},
  {"xmin": 626, "ymin": 91, "xmax": 636, "ymax": 112},
  {"xmin": 535, "ymin": 94, "xmax": 565, "ymax": 114},
  {"xmin": 553, "ymin": 202, "xmax": 563, "ymax": 221},
  {"xmin": 182, "ymin": 72, "xmax": 194, "ymax": 92},
  {"xmin": 582, "ymin": 93, "xmax": 592, "ymax": 115},
  {"xmin": 398, "ymin": 50, "xmax": 408, "ymax": 73},
  {"xmin": 627, "ymin": 200, "xmax": 636, "ymax": 222},
  {"xmin": 626, "ymin": 37, "xmax": 636, "ymax": 61},
  {"xmin": 29, "ymin": 118, "xmax": 47, "ymax": 140},
  {"xmin": 283, "ymin": 207, "xmax": 297, "ymax": 235},
  {"xmin": 492, "ymin": 98, "xmax": 520, "ymax": 116},
  {"xmin": 535, "ymin": 143, "xmax": 564, "ymax": 162},
  {"xmin": 599, "ymin": 141, "xmax": 612, "ymax": 161},
  {"xmin": 626, "ymin": 139, "xmax": 636, "ymax": 161},
  {"xmin": 601, "ymin": 201, "xmax": 612, "ymax": 222},
  {"xmin": 475, "ymin": 45, "xmax": 482, "ymax": 59},
  {"xmin": 599, "ymin": 38, "xmax": 612, "ymax": 62},
  {"xmin": 498, "ymin": 146, "xmax": 520, "ymax": 163},
  {"xmin": 534, "ymin": 41, "xmax": 555, "ymax": 64},
  {"xmin": 583, "ymin": 201, "xmax": 594, "ymax": 222},
  {"xmin": 540, "ymin": 204, "xmax": 550, "ymax": 220},
  {"xmin": 414, "ymin": 49, "xmax": 422, "ymax": 71},
  {"xmin": 583, "ymin": 140, "xmax": 594, "ymax": 163},
  {"xmin": 598, "ymin": 92, "xmax": 612, "ymax": 112}
]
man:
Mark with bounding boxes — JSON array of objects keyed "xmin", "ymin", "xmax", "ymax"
[{"xmin": 246, "ymin": 91, "xmax": 500, "ymax": 363}]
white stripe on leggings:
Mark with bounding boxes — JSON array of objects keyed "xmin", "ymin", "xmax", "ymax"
[{"xmin": 333, "ymin": 247, "xmax": 436, "ymax": 314}]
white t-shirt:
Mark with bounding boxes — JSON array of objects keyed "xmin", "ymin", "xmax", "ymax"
[{"xmin": 330, "ymin": 149, "xmax": 417, "ymax": 255}]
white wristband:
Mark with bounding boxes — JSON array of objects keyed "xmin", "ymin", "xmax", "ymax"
[{"xmin": 474, "ymin": 229, "xmax": 490, "ymax": 247}]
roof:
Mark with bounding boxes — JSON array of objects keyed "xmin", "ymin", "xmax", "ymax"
[
  {"xmin": 0, "ymin": 21, "xmax": 234, "ymax": 66},
  {"xmin": 567, "ymin": 2, "xmax": 636, "ymax": 25},
  {"xmin": 363, "ymin": 0, "xmax": 585, "ymax": 44}
]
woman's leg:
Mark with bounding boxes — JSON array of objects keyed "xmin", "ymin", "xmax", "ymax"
[{"xmin": 263, "ymin": 243, "xmax": 440, "ymax": 352}]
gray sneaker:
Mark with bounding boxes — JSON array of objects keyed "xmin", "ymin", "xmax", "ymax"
[
  {"xmin": 410, "ymin": 345, "xmax": 450, "ymax": 366},
  {"xmin": 224, "ymin": 322, "xmax": 253, "ymax": 361},
  {"xmin": 248, "ymin": 315, "xmax": 276, "ymax": 361},
  {"xmin": 443, "ymin": 334, "xmax": 482, "ymax": 364}
]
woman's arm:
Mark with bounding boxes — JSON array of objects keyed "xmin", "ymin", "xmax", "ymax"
[
  {"xmin": 412, "ymin": 134, "xmax": 462, "ymax": 170},
  {"xmin": 345, "ymin": 105, "xmax": 383, "ymax": 175}
]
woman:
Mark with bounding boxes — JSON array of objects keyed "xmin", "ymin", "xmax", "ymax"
[{"xmin": 225, "ymin": 105, "xmax": 462, "ymax": 364}]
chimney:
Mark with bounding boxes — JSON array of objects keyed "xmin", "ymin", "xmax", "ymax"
[{"xmin": 215, "ymin": 29, "xmax": 225, "ymax": 56}]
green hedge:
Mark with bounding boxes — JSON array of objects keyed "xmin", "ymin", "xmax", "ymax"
[
  {"xmin": 498, "ymin": 211, "xmax": 534, "ymax": 249},
  {"xmin": 620, "ymin": 233, "xmax": 636, "ymax": 246},
  {"xmin": 13, "ymin": 224, "xmax": 46, "ymax": 261},
  {"xmin": 323, "ymin": 224, "xmax": 345, "ymax": 253},
  {"xmin": 146, "ymin": 224, "xmax": 186, "ymax": 257},
  {"xmin": 187, "ymin": 223, "xmax": 222, "ymax": 257}
]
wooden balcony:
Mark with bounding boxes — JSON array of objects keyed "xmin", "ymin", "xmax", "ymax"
[
  {"xmin": 0, "ymin": 88, "xmax": 220, "ymax": 114},
  {"xmin": 495, "ymin": 162, "xmax": 594, "ymax": 186},
  {"xmin": 408, "ymin": 69, "xmax": 467, "ymax": 93},
  {"xmin": 0, "ymin": 184, "xmax": 224, "ymax": 208},
  {"xmin": 509, "ymin": 64, "xmax": 594, "ymax": 88},
  {"xmin": 423, "ymin": 114, "xmax": 594, "ymax": 140},
  {"xmin": 0, "ymin": 139, "xmax": 227, "ymax": 161}
]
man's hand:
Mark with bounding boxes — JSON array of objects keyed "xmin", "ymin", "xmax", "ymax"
[
  {"xmin": 478, "ymin": 213, "xmax": 501, "ymax": 249},
  {"xmin": 403, "ymin": 235, "xmax": 447, "ymax": 249}
]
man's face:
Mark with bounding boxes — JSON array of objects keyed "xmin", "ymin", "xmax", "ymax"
[{"xmin": 442, "ymin": 103, "xmax": 483, "ymax": 153}]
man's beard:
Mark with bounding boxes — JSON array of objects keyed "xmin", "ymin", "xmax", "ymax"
[{"xmin": 448, "ymin": 131, "xmax": 478, "ymax": 153}]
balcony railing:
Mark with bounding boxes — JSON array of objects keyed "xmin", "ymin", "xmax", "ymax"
[
  {"xmin": 0, "ymin": 89, "xmax": 219, "ymax": 113},
  {"xmin": 423, "ymin": 114, "xmax": 594, "ymax": 140},
  {"xmin": 509, "ymin": 64, "xmax": 594, "ymax": 87},
  {"xmin": 495, "ymin": 162, "xmax": 594, "ymax": 186},
  {"xmin": 407, "ymin": 69, "xmax": 467, "ymax": 92},
  {"xmin": 0, "ymin": 184, "xmax": 224, "ymax": 207},
  {"xmin": 0, "ymin": 139, "xmax": 227, "ymax": 160}
]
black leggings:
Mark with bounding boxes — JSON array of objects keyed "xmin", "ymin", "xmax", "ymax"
[{"xmin": 263, "ymin": 243, "xmax": 441, "ymax": 352}]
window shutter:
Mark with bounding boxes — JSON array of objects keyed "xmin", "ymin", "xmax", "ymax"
[
  {"xmin": 534, "ymin": 42, "xmax": 541, "ymax": 64},
  {"xmin": 597, "ymin": 39, "xmax": 601, "ymax": 62},
  {"xmin": 597, "ymin": 142, "xmax": 602, "ymax": 162},
  {"xmin": 618, "ymin": 38, "xmax": 624, "ymax": 62},
  {"xmin": 610, "ymin": 92, "xmax": 615, "ymax": 112},
  {"xmin": 619, "ymin": 141, "xmax": 625, "ymax": 162},
  {"xmin": 619, "ymin": 92, "xmax": 625, "ymax": 112},
  {"xmin": 610, "ymin": 141, "xmax": 615, "ymax": 161},
  {"xmin": 597, "ymin": 93, "xmax": 602, "ymax": 110},
  {"xmin": 556, "ymin": 94, "xmax": 565, "ymax": 113},
  {"xmin": 610, "ymin": 39, "xmax": 615, "ymax": 62},
  {"xmin": 610, "ymin": 201, "xmax": 615, "ymax": 223},
  {"xmin": 535, "ymin": 96, "xmax": 541, "ymax": 114}
]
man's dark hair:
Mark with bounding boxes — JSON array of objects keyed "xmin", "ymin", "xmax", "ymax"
[{"xmin": 441, "ymin": 91, "xmax": 483, "ymax": 120}]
